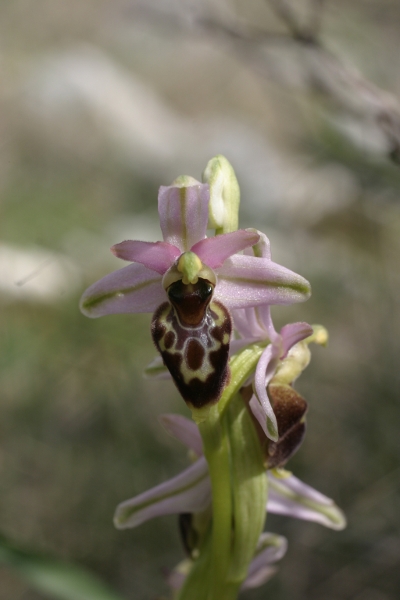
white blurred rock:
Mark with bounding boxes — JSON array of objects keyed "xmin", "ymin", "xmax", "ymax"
[
  {"xmin": 0, "ymin": 244, "xmax": 82, "ymax": 304},
  {"xmin": 22, "ymin": 45, "xmax": 358, "ymax": 224}
]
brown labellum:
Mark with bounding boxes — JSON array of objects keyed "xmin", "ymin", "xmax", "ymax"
[
  {"xmin": 151, "ymin": 278, "xmax": 232, "ymax": 409},
  {"xmin": 243, "ymin": 383, "xmax": 308, "ymax": 469},
  {"xmin": 266, "ymin": 383, "xmax": 308, "ymax": 469}
]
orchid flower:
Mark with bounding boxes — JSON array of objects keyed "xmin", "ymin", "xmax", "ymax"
[
  {"xmin": 80, "ymin": 178, "xmax": 310, "ymax": 414},
  {"xmin": 114, "ymin": 413, "xmax": 345, "ymax": 592},
  {"xmin": 167, "ymin": 532, "xmax": 288, "ymax": 594},
  {"xmin": 80, "ymin": 180, "xmax": 310, "ymax": 318},
  {"xmin": 114, "ymin": 413, "xmax": 346, "ymax": 531}
]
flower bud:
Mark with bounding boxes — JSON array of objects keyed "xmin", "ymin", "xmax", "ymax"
[{"xmin": 202, "ymin": 155, "xmax": 240, "ymax": 234}]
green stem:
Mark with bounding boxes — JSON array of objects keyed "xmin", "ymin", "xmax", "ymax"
[{"xmin": 198, "ymin": 407, "xmax": 240, "ymax": 600}]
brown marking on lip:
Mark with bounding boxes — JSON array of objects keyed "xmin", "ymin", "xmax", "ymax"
[
  {"xmin": 163, "ymin": 351, "xmax": 183, "ymax": 379},
  {"xmin": 151, "ymin": 302, "xmax": 169, "ymax": 342},
  {"xmin": 210, "ymin": 325, "xmax": 224, "ymax": 342},
  {"xmin": 164, "ymin": 330, "xmax": 176, "ymax": 350},
  {"xmin": 186, "ymin": 339, "xmax": 205, "ymax": 371}
]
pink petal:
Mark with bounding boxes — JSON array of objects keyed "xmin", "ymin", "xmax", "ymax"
[
  {"xmin": 191, "ymin": 229, "xmax": 260, "ymax": 269},
  {"xmin": 80, "ymin": 263, "xmax": 165, "ymax": 317},
  {"xmin": 249, "ymin": 395, "xmax": 271, "ymax": 438},
  {"xmin": 267, "ymin": 473, "xmax": 346, "ymax": 530},
  {"xmin": 158, "ymin": 183, "xmax": 210, "ymax": 252},
  {"xmin": 215, "ymin": 255, "xmax": 311, "ymax": 309},
  {"xmin": 253, "ymin": 344, "xmax": 280, "ymax": 441},
  {"xmin": 114, "ymin": 457, "xmax": 210, "ymax": 529},
  {"xmin": 158, "ymin": 414, "xmax": 203, "ymax": 457},
  {"xmin": 280, "ymin": 322, "xmax": 313, "ymax": 358},
  {"xmin": 111, "ymin": 240, "xmax": 180, "ymax": 274}
]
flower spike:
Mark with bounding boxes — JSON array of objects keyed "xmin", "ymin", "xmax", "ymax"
[{"xmin": 80, "ymin": 158, "xmax": 343, "ymax": 600}]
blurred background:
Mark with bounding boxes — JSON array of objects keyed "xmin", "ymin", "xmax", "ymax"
[{"xmin": 1, "ymin": 1, "xmax": 400, "ymax": 599}]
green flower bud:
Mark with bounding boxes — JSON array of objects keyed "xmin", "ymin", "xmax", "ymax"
[{"xmin": 202, "ymin": 155, "xmax": 240, "ymax": 234}]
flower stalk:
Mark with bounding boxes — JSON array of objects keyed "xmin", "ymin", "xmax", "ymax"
[{"xmin": 197, "ymin": 408, "xmax": 236, "ymax": 600}]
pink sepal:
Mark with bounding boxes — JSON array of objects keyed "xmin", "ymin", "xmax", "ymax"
[
  {"xmin": 158, "ymin": 183, "xmax": 210, "ymax": 252},
  {"xmin": 79, "ymin": 263, "xmax": 165, "ymax": 317},
  {"xmin": 114, "ymin": 457, "xmax": 210, "ymax": 529},
  {"xmin": 267, "ymin": 473, "xmax": 346, "ymax": 530},
  {"xmin": 215, "ymin": 254, "xmax": 311, "ymax": 309}
]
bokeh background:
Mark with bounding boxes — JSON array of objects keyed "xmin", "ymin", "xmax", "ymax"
[{"xmin": 1, "ymin": 1, "xmax": 400, "ymax": 599}]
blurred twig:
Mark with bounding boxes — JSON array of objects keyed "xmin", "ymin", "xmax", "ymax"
[
  {"xmin": 200, "ymin": 0, "xmax": 400, "ymax": 163},
  {"xmin": 135, "ymin": 0, "xmax": 400, "ymax": 164},
  {"xmin": 269, "ymin": 0, "xmax": 318, "ymax": 42},
  {"xmin": 268, "ymin": 0, "xmax": 325, "ymax": 42}
]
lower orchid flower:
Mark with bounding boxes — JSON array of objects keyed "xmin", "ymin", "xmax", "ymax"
[
  {"xmin": 167, "ymin": 531, "xmax": 288, "ymax": 594},
  {"xmin": 115, "ymin": 413, "xmax": 345, "ymax": 532},
  {"xmin": 114, "ymin": 413, "xmax": 345, "ymax": 592}
]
